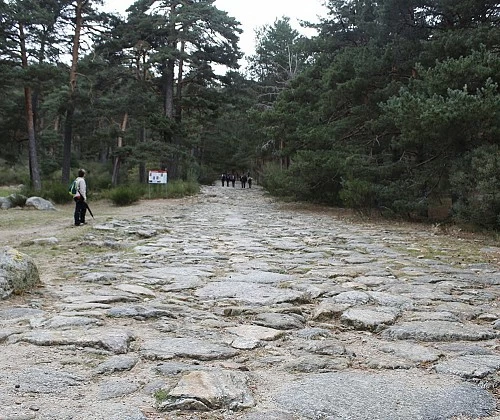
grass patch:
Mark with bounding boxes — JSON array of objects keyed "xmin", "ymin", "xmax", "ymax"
[{"xmin": 154, "ymin": 389, "xmax": 169, "ymax": 405}]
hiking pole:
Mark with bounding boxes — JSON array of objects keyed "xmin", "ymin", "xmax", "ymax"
[{"xmin": 85, "ymin": 202, "xmax": 95, "ymax": 218}]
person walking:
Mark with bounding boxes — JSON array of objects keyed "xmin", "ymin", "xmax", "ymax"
[
  {"xmin": 221, "ymin": 173, "xmax": 226, "ymax": 187},
  {"xmin": 73, "ymin": 169, "xmax": 87, "ymax": 226},
  {"xmin": 248, "ymin": 176, "xmax": 253, "ymax": 188},
  {"xmin": 241, "ymin": 174, "xmax": 247, "ymax": 188}
]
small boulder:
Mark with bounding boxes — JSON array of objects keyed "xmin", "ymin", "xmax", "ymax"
[
  {"xmin": 0, "ymin": 247, "xmax": 41, "ymax": 299},
  {"xmin": 25, "ymin": 197, "xmax": 56, "ymax": 211},
  {"xmin": 0, "ymin": 197, "xmax": 12, "ymax": 209}
]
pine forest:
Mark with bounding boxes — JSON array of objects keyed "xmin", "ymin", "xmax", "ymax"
[{"xmin": 1, "ymin": 0, "xmax": 499, "ymax": 228}]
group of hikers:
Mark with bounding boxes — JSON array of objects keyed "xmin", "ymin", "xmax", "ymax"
[{"xmin": 221, "ymin": 172, "xmax": 253, "ymax": 189}]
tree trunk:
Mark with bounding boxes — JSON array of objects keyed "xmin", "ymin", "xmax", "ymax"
[
  {"xmin": 139, "ymin": 127, "xmax": 146, "ymax": 184},
  {"xmin": 164, "ymin": 60, "xmax": 176, "ymax": 120},
  {"xmin": 62, "ymin": 103, "xmax": 75, "ymax": 181},
  {"xmin": 62, "ymin": 0, "xmax": 85, "ymax": 184},
  {"xmin": 19, "ymin": 23, "xmax": 41, "ymax": 191},
  {"xmin": 175, "ymin": 40, "xmax": 185, "ymax": 122},
  {"xmin": 112, "ymin": 112, "xmax": 129, "ymax": 186}
]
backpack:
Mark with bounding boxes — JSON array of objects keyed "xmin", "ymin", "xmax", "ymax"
[{"xmin": 68, "ymin": 179, "xmax": 78, "ymax": 196}]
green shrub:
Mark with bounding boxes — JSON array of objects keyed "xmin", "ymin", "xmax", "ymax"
[
  {"xmin": 197, "ymin": 165, "xmax": 218, "ymax": 185},
  {"xmin": 7, "ymin": 193, "xmax": 27, "ymax": 207},
  {"xmin": 166, "ymin": 180, "xmax": 200, "ymax": 198},
  {"xmin": 339, "ymin": 179, "xmax": 377, "ymax": 210},
  {"xmin": 154, "ymin": 389, "xmax": 169, "ymax": 405},
  {"xmin": 0, "ymin": 162, "xmax": 28, "ymax": 186},
  {"xmin": 450, "ymin": 145, "xmax": 500, "ymax": 229},
  {"xmin": 261, "ymin": 163, "xmax": 298, "ymax": 200},
  {"xmin": 43, "ymin": 182, "xmax": 74, "ymax": 204},
  {"xmin": 109, "ymin": 185, "xmax": 143, "ymax": 206}
]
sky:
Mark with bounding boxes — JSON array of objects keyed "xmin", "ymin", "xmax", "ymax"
[{"xmin": 102, "ymin": 0, "xmax": 328, "ymax": 58}]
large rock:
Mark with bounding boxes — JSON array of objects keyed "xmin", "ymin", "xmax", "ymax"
[
  {"xmin": 157, "ymin": 370, "xmax": 255, "ymax": 411},
  {"xmin": 25, "ymin": 196, "xmax": 56, "ymax": 211},
  {"xmin": 0, "ymin": 247, "xmax": 40, "ymax": 299},
  {"xmin": 272, "ymin": 371, "xmax": 497, "ymax": 419},
  {"xmin": 0, "ymin": 197, "xmax": 12, "ymax": 209}
]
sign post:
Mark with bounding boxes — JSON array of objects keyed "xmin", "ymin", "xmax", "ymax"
[{"xmin": 148, "ymin": 170, "xmax": 168, "ymax": 198}]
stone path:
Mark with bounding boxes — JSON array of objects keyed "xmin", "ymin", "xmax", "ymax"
[{"xmin": 0, "ymin": 185, "xmax": 499, "ymax": 420}]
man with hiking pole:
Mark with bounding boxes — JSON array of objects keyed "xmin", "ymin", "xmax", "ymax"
[{"xmin": 72, "ymin": 169, "xmax": 88, "ymax": 226}]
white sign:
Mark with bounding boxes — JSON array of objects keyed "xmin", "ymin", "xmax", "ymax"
[{"xmin": 148, "ymin": 170, "xmax": 168, "ymax": 184}]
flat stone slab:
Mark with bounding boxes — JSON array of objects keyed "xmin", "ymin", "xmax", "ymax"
[
  {"xmin": 0, "ymin": 307, "xmax": 45, "ymax": 321},
  {"xmin": 14, "ymin": 367, "xmax": 85, "ymax": 394},
  {"xmin": 195, "ymin": 281, "xmax": 304, "ymax": 305},
  {"xmin": 272, "ymin": 371, "xmax": 496, "ymax": 419},
  {"xmin": 434, "ymin": 355, "xmax": 500, "ymax": 379},
  {"xmin": 330, "ymin": 291, "xmax": 371, "ymax": 305},
  {"xmin": 31, "ymin": 315, "xmax": 103, "ymax": 329},
  {"xmin": 141, "ymin": 337, "xmax": 239, "ymax": 361},
  {"xmin": 161, "ymin": 277, "xmax": 203, "ymax": 291},
  {"xmin": 95, "ymin": 355, "xmax": 139, "ymax": 374},
  {"xmin": 381, "ymin": 321, "xmax": 498, "ymax": 341},
  {"xmin": 380, "ymin": 341, "xmax": 441, "ymax": 363},
  {"xmin": 253, "ymin": 312, "xmax": 305, "ymax": 330},
  {"xmin": 137, "ymin": 266, "xmax": 213, "ymax": 281},
  {"xmin": 158, "ymin": 370, "xmax": 255, "ymax": 411},
  {"xmin": 284, "ymin": 355, "xmax": 351, "ymax": 373},
  {"xmin": 341, "ymin": 307, "xmax": 399, "ymax": 332},
  {"xmin": 97, "ymin": 379, "xmax": 140, "ymax": 400},
  {"xmin": 106, "ymin": 305, "xmax": 176, "ymax": 319},
  {"xmin": 367, "ymin": 291, "xmax": 414, "ymax": 309},
  {"xmin": 155, "ymin": 361, "xmax": 203, "ymax": 376},
  {"xmin": 305, "ymin": 339, "xmax": 347, "ymax": 356},
  {"xmin": 15, "ymin": 329, "xmax": 135, "ymax": 354},
  {"xmin": 226, "ymin": 325, "xmax": 285, "ymax": 341},
  {"xmin": 312, "ymin": 302, "xmax": 351, "ymax": 321},
  {"xmin": 63, "ymin": 294, "xmax": 139, "ymax": 304}
]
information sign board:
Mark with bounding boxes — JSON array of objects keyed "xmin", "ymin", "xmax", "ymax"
[{"xmin": 148, "ymin": 170, "xmax": 168, "ymax": 184}]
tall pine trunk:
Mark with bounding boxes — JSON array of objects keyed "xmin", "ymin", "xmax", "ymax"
[
  {"xmin": 19, "ymin": 23, "xmax": 41, "ymax": 191},
  {"xmin": 112, "ymin": 113, "xmax": 129, "ymax": 186},
  {"xmin": 62, "ymin": 0, "xmax": 85, "ymax": 184}
]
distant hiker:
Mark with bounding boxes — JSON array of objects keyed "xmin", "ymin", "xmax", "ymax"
[
  {"xmin": 230, "ymin": 174, "xmax": 236, "ymax": 187},
  {"xmin": 241, "ymin": 174, "xmax": 247, "ymax": 188},
  {"xmin": 221, "ymin": 173, "xmax": 226, "ymax": 187},
  {"xmin": 248, "ymin": 176, "xmax": 253, "ymax": 188},
  {"xmin": 72, "ymin": 169, "xmax": 87, "ymax": 226}
]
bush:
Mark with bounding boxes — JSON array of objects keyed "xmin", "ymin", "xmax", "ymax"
[
  {"xmin": 0, "ymin": 161, "xmax": 28, "ymax": 186},
  {"xmin": 43, "ymin": 182, "xmax": 74, "ymax": 204},
  {"xmin": 339, "ymin": 179, "xmax": 377, "ymax": 210},
  {"xmin": 450, "ymin": 145, "xmax": 500, "ymax": 229},
  {"xmin": 109, "ymin": 185, "xmax": 143, "ymax": 206},
  {"xmin": 261, "ymin": 151, "xmax": 346, "ymax": 205},
  {"xmin": 260, "ymin": 163, "xmax": 298, "ymax": 200},
  {"xmin": 7, "ymin": 193, "xmax": 27, "ymax": 207},
  {"xmin": 197, "ymin": 165, "xmax": 218, "ymax": 185},
  {"xmin": 166, "ymin": 180, "xmax": 200, "ymax": 198}
]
